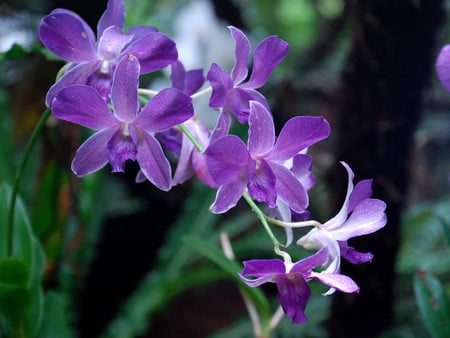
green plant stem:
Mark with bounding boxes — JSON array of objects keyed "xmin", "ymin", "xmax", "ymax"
[
  {"xmin": 178, "ymin": 124, "xmax": 204, "ymax": 152},
  {"xmin": 7, "ymin": 108, "xmax": 51, "ymax": 257}
]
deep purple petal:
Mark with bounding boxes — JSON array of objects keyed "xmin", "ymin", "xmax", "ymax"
[
  {"xmin": 229, "ymin": 26, "xmax": 250, "ymax": 84},
  {"xmin": 97, "ymin": 26, "xmax": 133, "ymax": 60},
  {"xmin": 339, "ymin": 241, "xmax": 374, "ymax": 264},
  {"xmin": 226, "ymin": 88, "xmax": 269, "ymax": 123},
  {"xmin": 204, "ymin": 135, "xmax": 251, "ymax": 186},
  {"xmin": 131, "ymin": 126, "xmax": 172, "ymax": 191},
  {"xmin": 242, "ymin": 35, "xmax": 289, "ymax": 89},
  {"xmin": 45, "ymin": 61, "xmax": 101, "ymax": 107},
  {"xmin": 124, "ymin": 32, "xmax": 178, "ymax": 73},
  {"xmin": 71, "ymin": 127, "xmax": 118, "ymax": 176},
  {"xmin": 52, "ymin": 84, "xmax": 116, "ymax": 129},
  {"xmin": 39, "ymin": 10, "xmax": 97, "ymax": 62},
  {"xmin": 290, "ymin": 247, "xmax": 329, "ymax": 275},
  {"xmin": 170, "ymin": 60, "xmax": 186, "ymax": 91},
  {"xmin": 309, "ymin": 271, "xmax": 360, "ymax": 294},
  {"xmin": 275, "ymin": 273, "xmax": 311, "ymax": 324},
  {"xmin": 241, "ymin": 259, "xmax": 285, "ymax": 278},
  {"xmin": 248, "ymin": 101, "xmax": 275, "ymax": 156},
  {"xmin": 207, "ymin": 63, "xmax": 234, "ymax": 109},
  {"xmin": 111, "ymin": 54, "xmax": 140, "ymax": 121},
  {"xmin": 184, "ymin": 69, "xmax": 205, "ymax": 95},
  {"xmin": 331, "ymin": 199, "xmax": 387, "ymax": 240},
  {"xmin": 210, "ymin": 180, "xmax": 246, "ymax": 214},
  {"xmin": 348, "ymin": 179, "xmax": 373, "ymax": 213},
  {"xmin": 97, "ymin": 0, "xmax": 125, "ymax": 38},
  {"xmin": 436, "ymin": 45, "xmax": 450, "ymax": 91},
  {"xmin": 247, "ymin": 159, "xmax": 277, "ymax": 208},
  {"xmin": 136, "ymin": 88, "xmax": 193, "ymax": 131},
  {"xmin": 268, "ymin": 162, "xmax": 309, "ymax": 213},
  {"xmin": 269, "ymin": 116, "xmax": 330, "ymax": 161}
]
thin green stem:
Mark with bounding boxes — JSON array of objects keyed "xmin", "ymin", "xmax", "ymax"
[
  {"xmin": 265, "ymin": 216, "xmax": 321, "ymax": 229},
  {"xmin": 178, "ymin": 124, "xmax": 204, "ymax": 152},
  {"xmin": 137, "ymin": 88, "xmax": 159, "ymax": 97},
  {"xmin": 7, "ymin": 108, "xmax": 51, "ymax": 256},
  {"xmin": 190, "ymin": 86, "xmax": 212, "ymax": 100}
]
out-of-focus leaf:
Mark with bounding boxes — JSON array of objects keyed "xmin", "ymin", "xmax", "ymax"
[
  {"xmin": 0, "ymin": 43, "xmax": 61, "ymax": 62},
  {"xmin": 414, "ymin": 271, "xmax": 450, "ymax": 338},
  {"xmin": 37, "ymin": 291, "xmax": 74, "ymax": 338}
]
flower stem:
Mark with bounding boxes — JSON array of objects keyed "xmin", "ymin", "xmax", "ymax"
[
  {"xmin": 265, "ymin": 216, "xmax": 321, "ymax": 228},
  {"xmin": 190, "ymin": 86, "xmax": 212, "ymax": 100},
  {"xmin": 7, "ymin": 108, "xmax": 51, "ymax": 257},
  {"xmin": 178, "ymin": 123, "xmax": 204, "ymax": 152}
]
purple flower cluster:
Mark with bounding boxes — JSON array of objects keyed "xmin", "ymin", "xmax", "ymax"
[{"xmin": 39, "ymin": 0, "xmax": 387, "ymax": 326}]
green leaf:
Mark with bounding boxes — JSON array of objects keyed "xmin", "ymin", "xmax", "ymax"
[
  {"xmin": 414, "ymin": 271, "xmax": 450, "ymax": 338},
  {"xmin": 37, "ymin": 291, "xmax": 73, "ymax": 338}
]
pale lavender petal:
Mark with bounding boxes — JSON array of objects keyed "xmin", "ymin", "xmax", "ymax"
[
  {"xmin": 97, "ymin": 26, "xmax": 133, "ymax": 60},
  {"xmin": 111, "ymin": 54, "xmax": 140, "ymax": 121},
  {"xmin": 204, "ymin": 135, "xmax": 251, "ymax": 185},
  {"xmin": 71, "ymin": 127, "xmax": 118, "ymax": 176},
  {"xmin": 137, "ymin": 88, "xmax": 193, "ymax": 131},
  {"xmin": 124, "ymin": 32, "xmax": 178, "ymax": 73},
  {"xmin": 247, "ymin": 159, "xmax": 277, "ymax": 208},
  {"xmin": 348, "ymin": 179, "xmax": 373, "ymax": 213},
  {"xmin": 131, "ymin": 127, "xmax": 172, "ymax": 191},
  {"xmin": 39, "ymin": 10, "xmax": 97, "ymax": 62},
  {"xmin": 210, "ymin": 180, "xmax": 246, "ymax": 214},
  {"xmin": 292, "ymin": 154, "xmax": 316, "ymax": 191},
  {"xmin": 268, "ymin": 162, "xmax": 308, "ymax": 213},
  {"xmin": 309, "ymin": 271, "xmax": 360, "ymax": 294},
  {"xmin": 330, "ymin": 199, "xmax": 387, "ymax": 240},
  {"xmin": 97, "ymin": 0, "xmax": 125, "ymax": 37},
  {"xmin": 339, "ymin": 241, "xmax": 374, "ymax": 264},
  {"xmin": 184, "ymin": 69, "xmax": 205, "ymax": 95},
  {"xmin": 290, "ymin": 247, "xmax": 328, "ymax": 274},
  {"xmin": 207, "ymin": 63, "xmax": 233, "ymax": 108},
  {"xmin": 242, "ymin": 35, "xmax": 289, "ymax": 89},
  {"xmin": 52, "ymin": 84, "xmax": 116, "ymax": 129},
  {"xmin": 229, "ymin": 26, "xmax": 250, "ymax": 84},
  {"xmin": 268, "ymin": 116, "xmax": 330, "ymax": 161},
  {"xmin": 436, "ymin": 45, "xmax": 450, "ymax": 91},
  {"xmin": 45, "ymin": 61, "xmax": 101, "ymax": 107},
  {"xmin": 275, "ymin": 274, "xmax": 310, "ymax": 324},
  {"xmin": 248, "ymin": 101, "xmax": 275, "ymax": 156}
]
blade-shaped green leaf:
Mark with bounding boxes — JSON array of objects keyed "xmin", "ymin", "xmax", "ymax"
[
  {"xmin": 414, "ymin": 270, "xmax": 450, "ymax": 338},
  {"xmin": 37, "ymin": 291, "xmax": 74, "ymax": 338}
]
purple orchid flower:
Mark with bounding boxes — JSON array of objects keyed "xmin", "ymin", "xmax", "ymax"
[
  {"xmin": 39, "ymin": 0, "xmax": 177, "ymax": 106},
  {"xmin": 240, "ymin": 248, "xmax": 359, "ymax": 324},
  {"xmin": 206, "ymin": 26, "xmax": 289, "ymax": 123},
  {"xmin": 436, "ymin": 45, "xmax": 450, "ymax": 91},
  {"xmin": 51, "ymin": 54, "xmax": 193, "ymax": 191},
  {"xmin": 296, "ymin": 162, "xmax": 387, "ymax": 292},
  {"xmin": 204, "ymin": 101, "xmax": 330, "ymax": 213}
]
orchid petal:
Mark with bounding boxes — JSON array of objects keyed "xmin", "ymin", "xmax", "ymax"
[
  {"xmin": 126, "ymin": 25, "xmax": 158, "ymax": 38},
  {"xmin": 247, "ymin": 159, "xmax": 277, "ymax": 208},
  {"xmin": 137, "ymin": 88, "xmax": 193, "ymax": 131},
  {"xmin": 436, "ymin": 45, "xmax": 450, "ymax": 92},
  {"xmin": 184, "ymin": 69, "xmax": 205, "ymax": 95},
  {"xmin": 339, "ymin": 241, "xmax": 374, "ymax": 264},
  {"xmin": 210, "ymin": 110, "xmax": 231, "ymax": 142},
  {"xmin": 52, "ymin": 84, "xmax": 116, "ymax": 129},
  {"xmin": 172, "ymin": 132, "xmax": 195, "ymax": 185},
  {"xmin": 97, "ymin": 26, "xmax": 133, "ymax": 60},
  {"xmin": 348, "ymin": 179, "xmax": 373, "ymax": 213},
  {"xmin": 309, "ymin": 271, "xmax": 360, "ymax": 294},
  {"xmin": 241, "ymin": 259, "xmax": 285, "ymax": 278},
  {"xmin": 248, "ymin": 101, "xmax": 275, "ymax": 156},
  {"xmin": 170, "ymin": 60, "xmax": 186, "ymax": 91},
  {"xmin": 243, "ymin": 35, "xmax": 289, "ymax": 89},
  {"xmin": 39, "ymin": 10, "xmax": 97, "ymax": 62},
  {"xmin": 269, "ymin": 116, "xmax": 330, "ymax": 161},
  {"xmin": 71, "ymin": 127, "xmax": 118, "ymax": 176},
  {"xmin": 210, "ymin": 180, "xmax": 246, "ymax": 214},
  {"xmin": 276, "ymin": 274, "xmax": 310, "ymax": 324},
  {"xmin": 97, "ymin": 0, "xmax": 125, "ymax": 38},
  {"xmin": 292, "ymin": 154, "xmax": 316, "ymax": 191},
  {"xmin": 207, "ymin": 63, "xmax": 233, "ymax": 108},
  {"xmin": 229, "ymin": 26, "xmax": 250, "ymax": 84},
  {"xmin": 111, "ymin": 54, "xmax": 140, "ymax": 121},
  {"xmin": 124, "ymin": 32, "xmax": 178, "ymax": 73}
]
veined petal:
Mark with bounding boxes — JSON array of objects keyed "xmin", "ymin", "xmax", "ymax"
[
  {"xmin": 248, "ymin": 101, "xmax": 275, "ymax": 156},
  {"xmin": 436, "ymin": 45, "xmax": 450, "ymax": 92},
  {"xmin": 210, "ymin": 180, "xmax": 246, "ymax": 213},
  {"xmin": 124, "ymin": 32, "xmax": 178, "ymax": 73},
  {"xmin": 309, "ymin": 271, "xmax": 359, "ymax": 294},
  {"xmin": 241, "ymin": 259, "xmax": 285, "ymax": 278},
  {"xmin": 39, "ymin": 10, "xmax": 97, "ymax": 62},
  {"xmin": 330, "ymin": 199, "xmax": 387, "ymax": 240},
  {"xmin": 339, "ymin": 241, "xmax": 374, "ymax": 264},
  {"xmin": 97, "ymin": 26, "xmax": 133, "ymax": 60},
  {"xmin": 227, "ymin": 88, "xmax": 269, "ymax": 124},
  {"xmin": 107, "ymin": 128, "xmax": 137, "ymax": 173},
  {"xmin": 247, "ymin": 159, "xmax": 277, "ymax": 208},
  {"xmin": 52, "ymin": 84, "xmax": 116, "ymax": 129},
  {"xmin": 111, "ymin": 54, "xmax": 140, "ymax": 121},
  {"xmin": 275, "ymin": 274, "xmax": 311, "ymax": 324},
  {"xmin": 229, "ymin": 26, "xmax": 250, "ymax": 84},
  {"xmin": 45, "ymin": 61, "xmax": 101, "ymax": 107},
  {"xmin": 97, "ymin": 0, "xmax": 125, "ymax": 38},
  {"xmin": 348, "ymin": 179, "xmax": 373, "ymax": 213},
  {"xmin": 207, "ymin": 63, "xmax": 234, "ymax": 108},
  {"xmin": 243, "ymin": 35, "xmax": 289, "ymax": 89},
  {"xmin": 268, "ymin": 162, "xmax": 308, "ymax": 213},
  {"xmin": 131, "ymin": 127, "xmax": 172, "ymax": 191},
  {"xmin": 71, "ymin": 127, "xmax": 118, "ymax": 176},
  {"xmin": 204, "ymin": 135, "xmax": 251, "ymax": 186},
  {"xmin": 137, "ymin": 88, "xmax": 193, "ymax": 131},
  {"xmin": 269, "ymin": 116, "xmax": 330, "ymax": 161}
]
